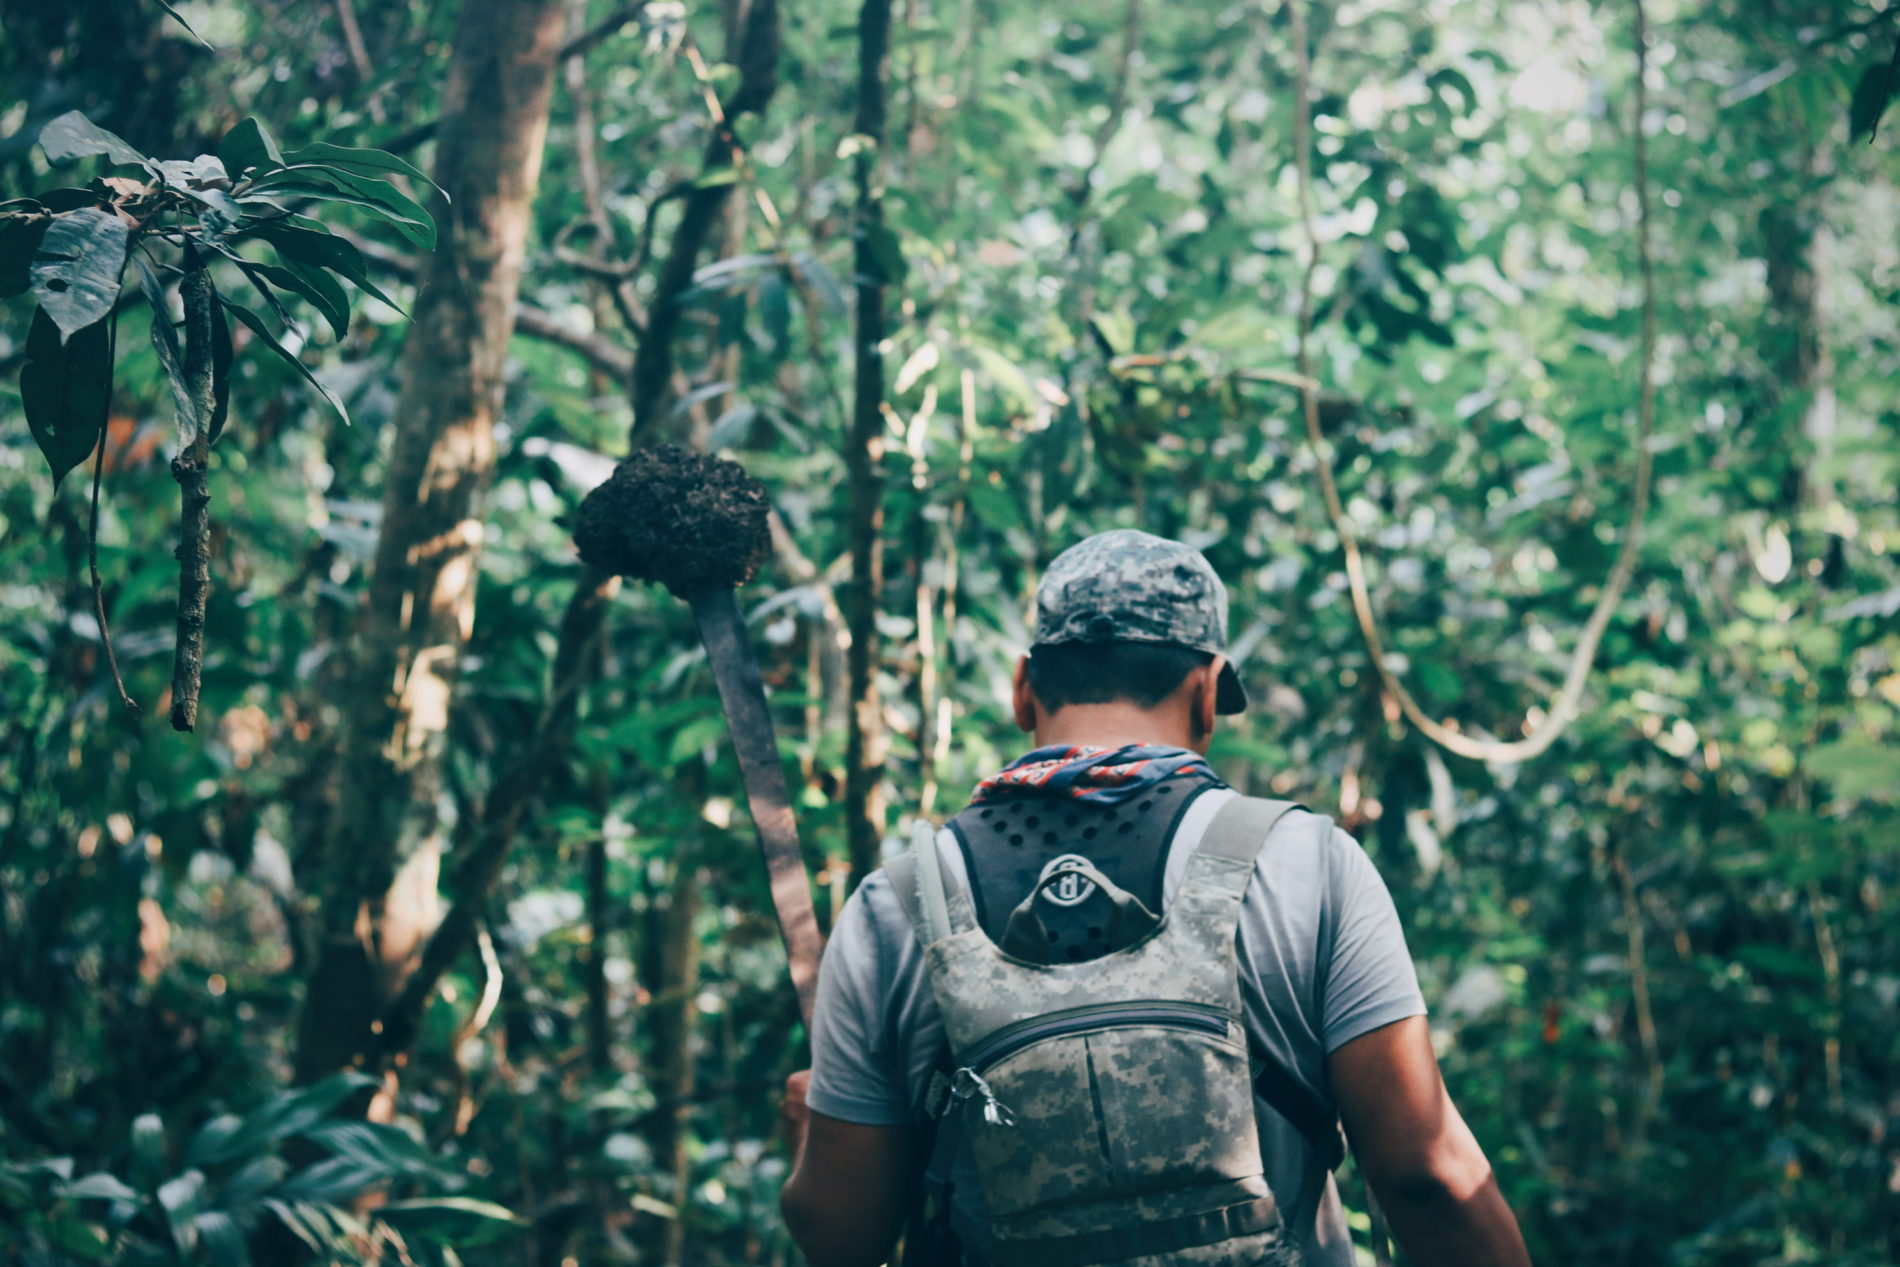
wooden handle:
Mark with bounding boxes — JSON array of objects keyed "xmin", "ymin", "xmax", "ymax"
[{"xmin": 687, "ymin": 586, "xmax": 824, "ymax": 1024}]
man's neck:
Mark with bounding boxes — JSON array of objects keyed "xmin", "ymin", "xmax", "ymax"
[{"xmin": 1032, "ymin": 702, "xmax": 1203, "ymax": 754}]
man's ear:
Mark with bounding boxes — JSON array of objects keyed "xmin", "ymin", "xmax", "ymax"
[
  {"xmin": 1191, "ymin": 655, "xmax": 1224, "ymax": 742},
  {"xmin": 1012, "ymin": 655, "xmax": 1038, "ymax": 734}
]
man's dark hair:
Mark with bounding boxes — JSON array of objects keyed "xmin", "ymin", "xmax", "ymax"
[{"xmin": 1026, "ymin": 641, "xmax": 1214, "ymax": 712}]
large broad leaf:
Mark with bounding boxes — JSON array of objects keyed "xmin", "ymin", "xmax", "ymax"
[
  {"xmin": 273, "ymin": 1156, "xmax": 388, "ymax": 1204},
  {"xmin": 281, "ymin": 141, "xmax": 438, "ymax": 191},
  {"xmin": 299, "ymin": 1120, "xmax": 448, "ymax": 1178},
  {"xmin": 378, "ymin": 1198, "xmax": 525, "ymax": 1248},
  {"xmin": 219, "ymin": 118, "xmax": 284, "ymax": 180},
  {"xmin": 130, "ymin": 1114, "xmax": 167, "ymax": 1188},
  {"xmin": 194, "ymin": 1210, "xmax": 252, "ymax": 1267},
  {"xmin": 157, "ymin": 1169, "xmax": 205, "ymax": 1255},
  {"xmin": 19, "ymin": 307, "xmax": 110, "ymax": 486},
  {"xmin": 0, "ymin": 211, "xmax": 49, "ymax": 296},
  {"xmin": 219, "ymin": 1155, "xmax": 288, "ymax": 1207},
  {"xmin": 31, "ymin": 208, "xmax": 130, "ymax": 339},
  {"xmin": 185, "ymin": 1071, "xmax": 376, "ymax": 1168},
  {"xmin": 59, "ymin": 1173, "xmax": 140, "ymax": 1204},
  {"xmin": 278, "ymin": 257, "xmax": 352, "ymax": 342},
  {"xmin": 255, "ymin": 221, "xmax": 407, "ymax": 315},
  {"xmin": 39, "ymin": 112, "xmax": 148, "ymax": 167},
  {"xmin": 252, "ymin": 166, "xmax": 436, "ymax": 250},
  {"xmin": 221, "ymin": 297, "xmax": 351, "ymax": 426},
  {"xmin": 132, "ymin": 255, "xmax": 207, "ymax": 446}
]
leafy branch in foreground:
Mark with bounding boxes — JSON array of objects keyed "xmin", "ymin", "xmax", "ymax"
[
  {"xmin": 0, "ymin": 1072, "xmax": 521, "ymax": 1266},
  {"xmin": 3, "ymin": 111, "xmax": 434, "ymax": 732}
]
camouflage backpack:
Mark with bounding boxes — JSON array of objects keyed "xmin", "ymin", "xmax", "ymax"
[{"xmin": 886, "ymin": 795, "xmax": 1306, "ymax": 1267}]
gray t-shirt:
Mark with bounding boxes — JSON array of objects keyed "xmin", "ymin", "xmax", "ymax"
[{"xmin": 805, "ymin": 787, "xmax": 1427, "ymax": 1266}]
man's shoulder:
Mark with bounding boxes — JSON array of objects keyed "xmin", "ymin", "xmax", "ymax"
[{"xmin": 824, "ymin": 862, "xmax": 920, "ymax": 969}]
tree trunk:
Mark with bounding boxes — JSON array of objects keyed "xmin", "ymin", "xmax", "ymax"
[
  {"xmin": 647, "ymin": 858, "xmax": 702, "ymax": 1267},
  {"xmin": 845, "ymin": 0, "xmax": 894, "ymax": 884},
  {"xmin": 295, "ymin": 0, "xmax": 568, "ymax": 1083},
  {"xmin": 1761, "ymin": 153, "xmax": 1835, "ymax": 504}
]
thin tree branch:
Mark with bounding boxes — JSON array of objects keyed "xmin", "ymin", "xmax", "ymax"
[
  {"xmin": 341, "ymin": 231, "xmax": 636, "ymax": 378},
  {"xmin": 844, "ymin": 0, "xmax": 894, "ymax": 882},
  {"xmin": 168, "ymin": 261, "xmax": 217, "ymax": 732}
]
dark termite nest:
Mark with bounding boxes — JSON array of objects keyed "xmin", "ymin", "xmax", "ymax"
[{"xmin": 572, "ymin": 445, "xmax": 773, "ymax": 597}]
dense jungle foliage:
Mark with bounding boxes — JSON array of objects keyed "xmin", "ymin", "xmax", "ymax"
[{"xmin": 1, "ymin": 0, "xmax": 1897, "ymax": 1263}]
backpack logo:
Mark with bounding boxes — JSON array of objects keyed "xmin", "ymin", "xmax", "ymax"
[{"xmin": 1038, "ymin": 854, "xmax": 1097, "ymax": 907}]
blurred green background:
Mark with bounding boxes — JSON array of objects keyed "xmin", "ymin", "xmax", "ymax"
[{"xmin": 1, "ymin": 0, "xmax": 1896, "ymax": 1263}]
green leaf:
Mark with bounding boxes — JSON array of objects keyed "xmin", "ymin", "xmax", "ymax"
[
  {"xmin": 758, "ymin": 271, "xmax": 790, "ymax": 353},
  {"xmin": 255, "ymin": 221, "xmax": 408, "ymax": 316},
  {"xmin": 210, "ymin": 297, "xmax": 233, "ymax": 445},
  {"xmin": 264, "ymin": 1198, "xmax": 328, "ymax": 1254},
  {"xmin": 859, "ymin": 221, "xmax": 908, "ymax": 287},
  {"xmin": 274, "ymin": 1156, "xmax": 386, "ymax": 1204},
  {"xmin": 184, "ymin": 1115, "xmax": 246, "ymax": 1169},
  {"xmin": 157, "ymin": 1169, "xmax": 205, "ymax": 1254},
  {"xmin": 1732, "ymin": 943, "xmax": 1822, "ymax": 982},
  {"xmin": 299, "ymin": 1119, "xmax": 446, "ymax": 1177},
  {"xmin": 59, "ymin": 1173, "xmax": 140, "ymax": 1203},
  {"xmin": 1850, "ymin": 59, "xmax": 1897, "ymax": 143},
  {"xmin": 31, "ymin": 208, "xmax": 130, "ymax": 339},
  {"xmin": 251, "ymin": 170, "xmax": 436, "ymax": 250},
  {"xmin": 156, "ymin": 0, "xmax": 214, "ymax": 47},
  {"xmin": 221, "ymin": 296, "xmax": 351, "ymax": 425},
  {"xmin": 793, "ymin": 251, "xmax": 845, "ymax": 316},
  {"xmin": 188, "ymin": 1071, "xmax": 376, "ymax": 1167},
  {"xmin": 966, "ymin": 477, "xmax": 1025, "ymax": 535},
  {"xmin": 251, "ymin": 260, "xmax": 351, "ymax": 343},
  {"xmin": 0, "ymin": 211, "xmax": 49, "ymax": 297},
  {"xmin": 19, "ymin": 306, "xmax": 110, "ymax": 487},
  {"xmin": 194, "ymin": 1210, "xmax": 252, "ymax": 1267},
  {"xmin": 378, "ymin": 1198, "xmax": 525, "ymax": 1249},
  {"xmin": 179, "ymin": 184, "xmax": 246, "ymax": 233},
  {"xmin": 219, "ymin": 1155, "xmax": 288, "ymax": 1207},
  {"xmin": 47, "ymin": 1213, "xmax": 112, "ymax": 1261},
  {"xmin": 219, "ymin": 117, "xmax": 284, "ymax": 179},
  {"xmin": 157, "ymin": 155, "xmax": 231, "ymax": 188},
  {"xmin": 281, "ymin": 141, "xmax": 439, "ymax": 191},
  {"xmin": 132, "ymin": 255, "xmax": 207, "ymax": 446},
  {"xmin": 39, "ymin": 112, "xmax": 148, "ymax": 167},
  {"xmin": 1803, "ymin": 740, "xmax": 1900, "ymax": 800}
]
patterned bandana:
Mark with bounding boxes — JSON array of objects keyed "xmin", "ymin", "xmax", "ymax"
[{"xmin": 971, "ymin": 744, "xmax": 1217, "ymax": 806}]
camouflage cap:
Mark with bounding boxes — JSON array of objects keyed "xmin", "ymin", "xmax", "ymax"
[{"xmin": 1033, "ymin": 529, "xmax": 1248, "ymax": 714}]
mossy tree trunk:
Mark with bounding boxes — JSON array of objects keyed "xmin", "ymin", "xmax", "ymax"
[{"xmin": 294, "ymin": 0, "xmax": 568, "ymax": 1084}]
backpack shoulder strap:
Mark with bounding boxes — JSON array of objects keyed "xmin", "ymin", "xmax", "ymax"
[
  {"xmin": 1192, "ymin": 794, "xmax": 1301, "ymax": 870},
  {"xmin": 886, "ymin": 817, "xmax": 968, "ymax": 947},
  {"xmin": 1193, "ymin": 796, "xmax": 1349, "ymax": 1171}
]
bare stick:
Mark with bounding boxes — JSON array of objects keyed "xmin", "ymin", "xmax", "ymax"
[
  {"xmin": 169, "ymin": 263, "xmax": 217, "ymax": 732},
  {"xmin": 87, "ymin": 311, "xmax": 138, "ymax": 714}
]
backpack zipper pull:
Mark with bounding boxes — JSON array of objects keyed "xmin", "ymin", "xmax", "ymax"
[{"xmin": 950, "ymin": 1067, "xmax": 1016, "ymax": 1127}]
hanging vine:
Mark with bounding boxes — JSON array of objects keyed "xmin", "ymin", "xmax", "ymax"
[{"xmin": 1286, "ymin": 0, "xmax": 1658, "ymax": 764}]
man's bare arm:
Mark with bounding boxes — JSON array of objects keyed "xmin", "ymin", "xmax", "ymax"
[
  {"xmin": 1329, "ymin": 1016, "xmax": 1532, "ymax": 1267},
  {"xmin": 779, "ymin": 1071, "xmax": 910, "ymax": 1267}
]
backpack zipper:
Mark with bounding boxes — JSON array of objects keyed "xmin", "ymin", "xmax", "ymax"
[{"xmin": 960, "ymin": 999, "xmax": 1231, "ymax": 1077}]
